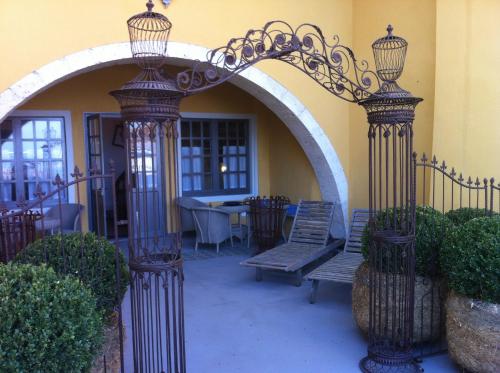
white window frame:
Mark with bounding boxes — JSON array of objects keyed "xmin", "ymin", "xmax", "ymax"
[
  {"xmin": 6, "ymin": 110, "xmax": 75, "ymax": 203},
  {"xmin": 177, "ymin": 112, "xmax": 258, "ymax": 203}
]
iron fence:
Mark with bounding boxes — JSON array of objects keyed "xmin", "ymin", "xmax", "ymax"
[
  {"xmin": 0, "ymin": 163, "xmax": 124, "ymax": 373},
  {"xmin": 413, "ymin": 152, "xmax": 498, "ymax": 359}
]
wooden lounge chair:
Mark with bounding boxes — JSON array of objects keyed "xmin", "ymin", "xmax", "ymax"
[
  {"xmin": 240, "ymin": 200, "xmax": 337, "ymax": 286},
  {"xmin": 306, "ymin": 208, "xmax": 369, "ymax": 303}
]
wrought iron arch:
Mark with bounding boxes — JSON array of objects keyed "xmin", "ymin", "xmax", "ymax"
[{"xmin": 110, "ymin": 2, "xmax": 423, "ymax": 372}]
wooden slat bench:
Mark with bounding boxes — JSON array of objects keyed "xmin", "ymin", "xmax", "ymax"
[
  {"xmin": 240, "ymin": 200, "xmax": 336, "ymax": 286},
  {"xmin": 306, "ymin": 209, "xmax": 369, "ymax": 303}
]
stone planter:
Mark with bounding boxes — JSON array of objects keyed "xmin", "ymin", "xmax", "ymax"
[
  {"xmin": 446, "ymin": 292, "xmax": 500, "ymax": 373},
  {"xmin": 352, "ymin": 261, "xmax": 445, "ymax": 343}
]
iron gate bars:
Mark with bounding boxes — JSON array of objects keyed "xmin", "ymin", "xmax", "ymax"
[
  {"xmin": 359, "ymin": 26, "xmax": 422, "ymax": 373},
  {"xmin": 113, "ymin": 1, "xmax": 423, "ymax": 371}
]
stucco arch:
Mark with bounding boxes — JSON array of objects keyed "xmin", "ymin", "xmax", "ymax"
[{"xmin": 0, "ymin": 42, "xmax": 348, "ymax": 237}]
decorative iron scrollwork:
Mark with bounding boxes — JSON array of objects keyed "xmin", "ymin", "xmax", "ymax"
[{"xmin": 176, "ymin": 20, "xmax": 380, "ymax": 102}]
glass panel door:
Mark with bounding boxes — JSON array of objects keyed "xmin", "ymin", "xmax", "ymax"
[{"xmin": 86, "ymin": 114, "xmax": 106, "ymax": 236}]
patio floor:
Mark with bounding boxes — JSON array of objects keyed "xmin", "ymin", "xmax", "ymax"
[{"xmin": 121, "ymin": 242, "xmax": 459, "ymax": 372}]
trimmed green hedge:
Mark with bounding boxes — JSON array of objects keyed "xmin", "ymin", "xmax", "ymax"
[
  {"xmin": 362, "ymin": 206, "xmax": 453, "ymax": 277},
  {"xmin": 0, "ymin": 264, "xmax": 103, "ymax": 372},
  {"xmin": 441, "ymin": 216, "xmax": 500, "ymax": 304},
  {"xmin": 16, "ymin": 232, "xmax": 129, "ymax": 317},
  {"xmin": 445, "ymin": 207, "xmax": 496, "ymax": 226}
]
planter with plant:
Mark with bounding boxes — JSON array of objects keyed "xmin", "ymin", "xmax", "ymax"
[
  {"xmin": 445, "ymin": 207, "xmax": 497, "ymax": 226},
  {"xmin": 352, "ymin": 206, "xmax": 452, "ymax": 343},
  {"xmin": 0, "ymin": 263, "xmax": 103, "ymax": 372},
  {"xmin": 15, "ymin": 232, "xmax": 129, "ymax": 317},
  {"xmin": 441, "ymin": 216, "xmax": 500, "ymax": 373}
]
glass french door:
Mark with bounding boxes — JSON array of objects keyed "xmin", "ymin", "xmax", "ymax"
[{"xmin": 86, "ymin": 114, "xmax": 107, "ymax": 236}]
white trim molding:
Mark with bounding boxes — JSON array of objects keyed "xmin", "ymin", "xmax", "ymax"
[{"xmin": 0, "ymin": 42, "xmax": 349, "ymax": 237}]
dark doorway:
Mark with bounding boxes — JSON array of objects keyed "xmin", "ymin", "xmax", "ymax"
[{"xmin": 86, "ymin": 114, "xmax": 128, "ymax": 238}]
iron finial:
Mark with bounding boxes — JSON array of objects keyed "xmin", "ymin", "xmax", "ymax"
[
  {"xmin": 387, "ymin": 24, "xmax": 393, "ymax": 37},
  {"xmin": 146, "ymin": 0, "xmax": 154, "ymax": 12}
]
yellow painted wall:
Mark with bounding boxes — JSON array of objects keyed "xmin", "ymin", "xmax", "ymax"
[
  {"xmin": 0, "ymin": 0, "xmax": 354, "ymax": 181},
  {"xmin": 1, "ymin": 0, "xmax": 499, "ymax": 215},
  {"xmin": 433, "ymin": 0, "xmax": 500, "ymax": 182},
  {"xmin": 17, "ymin": 64, "xmax": 320, "ymax": 226}
]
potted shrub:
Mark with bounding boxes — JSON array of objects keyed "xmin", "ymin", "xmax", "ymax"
[
  {"xmin": 352, "ymin": 206, "xmax": 452, "ymax": 343},
  {"xmin": 15, "ymin": 232, "xmax": 129, "ymax": 317},
  {"xmin": 445, "ymin": 207, "xmax": 497, "ymax": 226},
  {"xmin": 0, "ymin": 264, "xmax": 103, "ymax": 372},
  {"xmin": 441, "ymin": 216, "xmax": 500, "ymax": 373}
]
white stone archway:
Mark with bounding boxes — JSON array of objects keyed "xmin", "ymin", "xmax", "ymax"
[{"xmin": 0, "ymin": 42, "xmax": 348, "ymax": 237}]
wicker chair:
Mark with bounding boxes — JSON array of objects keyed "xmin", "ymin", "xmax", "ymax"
[
  {"xmin": 36, "ymin": 203, "xmax": 83, "ymax": 234},
  {"xmin": 176, "ymin": 197, "xmax": 208, "ymax": 232},
  {"xmin": 191, "ymin": 207, "xmax": 235, "ymax": 253}
]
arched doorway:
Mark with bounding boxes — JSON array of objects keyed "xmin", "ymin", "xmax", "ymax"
[{"xmin": 0, "ymin": 42, "xmax": 348, "ymax": 237}]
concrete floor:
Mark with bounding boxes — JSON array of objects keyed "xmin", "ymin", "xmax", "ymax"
[{"xmin": 122, "ymin": 251, "xmax": 459, "ymax": 373}]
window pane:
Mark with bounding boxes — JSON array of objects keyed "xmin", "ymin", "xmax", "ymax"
[
  {"xmin": 1, "ymin": 183, "xmax": 15, "ymax": 201},
  {"xmin": 239, "ymin": 173, "xmax": 247, "ymax": 188},
  {"xmin": 21, "ymin": 121, "xmax": 34, "ymax": 139},
  {"xmin": 24, "ymin": 162, "xmax": 37, "ymax": 180},
  {"xmin": 51, "ymin": 161, "xmax": 63, "ymax": 178},
  {"xmin": 192, "ymin": 121, "xmax": 201, "ymax": 137},
  {"xmin": 181, "ymin": 139, "xmax": 190, "ymax": 156},
  {"xmin": 49, "ymin": 120, "xmax": 62, "ymax": 139},
  {"xmin": 36, "ymin": 141, "xmax": 49, "ymax": 159},
  {"xmin": 192, "ymin": 157, "xmax": 202, "ymax": 173},
  {"xmin": 191, "ymin": 140, "xmax": 201, "ymax": 155},
  {"xmin": 35, "ymin": 120, "xmax": 48, "ymax": 139},
  {"xmin": 181, "ymin": 121, "xmax": 189, "ymax": 137},
  {"xmin": 203, "ymin": 121, "xmax": 210, "ymax": 136},
  {"xmin": 239, "ymin": 156, "xmax": 246, "ymax": 171},
  {"xmin": 1, "ymin": 141, "xmax": 14, "ymax": 160},
  {"xmin": 218, "ymin": 122, "xmax": 226, "ymax": 137},
  {"xmin": 50, "ymin": 142, "xmax": 63, "ymax": 159},
  {"xmin": 1, "ymin": 162, "xmax": 15, "ymax": 181},
  {"xmin": 24, "ymin": 181, "xmax": 37, "ymax": 200},
  {"xmin": 228, "ymin": 124, "xmax": 237, "ymax": 138},
  {"xmin": 227, "ymin": 156, "xmax": 237, "ymax": 171},
  {"xmin": 229, "ymin": 174, "xmax": 238, "ymax": 189},
  {"xmin": 36, "ymin": 161, "xmax": 50, "ymax": 180},
  {"xmin": 203, "ymin": 140, "xmax": 210, "ymax": 155},
  {"xmin": 192, "ymin": 175, "xmax": 202, "ymax": 191},
  {"xmin": 181, "ymin": 157, "xmax": 191, "ymax": 173},
  {"xmin": 182, "ymin": 176, "xmax": 192, "ymax": 192},
  {"xmin": 22, "ymin": 141, "xmax": 35, "ymax": 159}
]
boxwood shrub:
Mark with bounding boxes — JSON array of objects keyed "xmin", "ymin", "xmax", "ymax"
[
  {"xmin": 0, "ymin": 264, "xmax": 103, "ymax": 372},
  {"xmin": 441, "ymin": 216, "xmax": 500, "ymax": 304},
  {"xmin": 361, "ymin": 206, "xmax": 453, "ymax": 277},
  {"xmin": 15, "ymin": 232, "xmax": 129, "ymax": 317},
  {"xmin": 445, "ymin": 207, "xmax": 497, "ymax": 226}
]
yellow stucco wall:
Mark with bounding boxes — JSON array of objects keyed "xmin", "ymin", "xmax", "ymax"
[
  {"xmin": 432, "ymin": 0, "xmax": 500, "ymax": 182},
  {"xmin": 1, "ymin": 0, "xmax": 499, "ymax": 215},
  {"xmin": 349, "ymin": 0, "xmax": 437, "ymax": 210}
]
